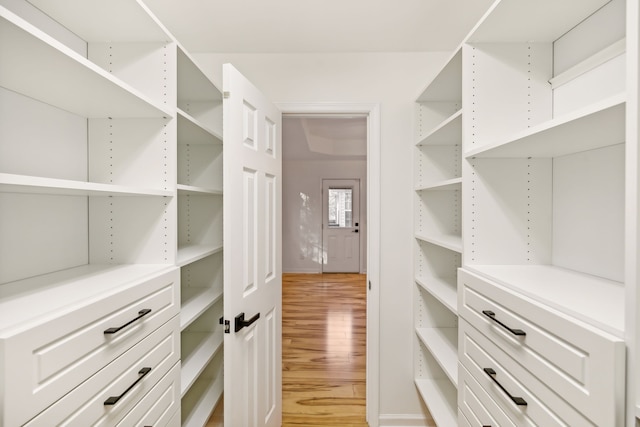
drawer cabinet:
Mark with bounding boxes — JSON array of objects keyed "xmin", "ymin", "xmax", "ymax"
[
  {"xmin": 25, "ymin": 316, "xmax": 180, "ymax": 426},
  {"xmin": 0, "ymin": 267, "xmax": 179, "ymax": 427},
  {"xmin": 460, "ymin": 318, "xmax": 594, "ymax": 426},
  {"xmin": 459, "ymin": 268, "xmax": 625, "ymax": 426}
]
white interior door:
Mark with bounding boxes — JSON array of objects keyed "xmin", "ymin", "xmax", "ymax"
[
  {"xmin": 322, "ymin": 179, "xmax": 360, "ymax": 273},
  {"xmin": 223, "ymin": 63, "xmax": 282, "ymax": 427}
]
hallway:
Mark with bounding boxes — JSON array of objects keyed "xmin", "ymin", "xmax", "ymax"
[{"xmin": 282, "ymin": 273, "xmax": 367, "ymax": 426}]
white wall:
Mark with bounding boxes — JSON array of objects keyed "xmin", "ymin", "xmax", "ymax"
[
  {"xmin": 194, "ymin": 51, "xmax": 449, "ymax": 422},
  {"xmin": 283, "ymin": 159, "xmax": 367, "ymax": 273}
]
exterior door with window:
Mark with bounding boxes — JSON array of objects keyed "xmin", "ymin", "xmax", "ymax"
[{"xmin": 322, "ymin": 179, "xmax": 360, "ymax": 273}]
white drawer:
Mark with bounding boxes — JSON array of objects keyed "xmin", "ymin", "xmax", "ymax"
[
  {"xmin": 458, "ymin": 268, "xmax": 624, "ymax": 426},
  {"xmin": 25, "ymin": 315, "xmax": 180, "ymax": 426},
  {"xmin": 1, "ymin": 267, "xmax": 179, "ymax": 427},
  {"xmin": 116, "ymin": 362, "xmax": 181, "ymax": 427},
  {"xmin": 460, "ymin": 318, "xmax": 595, "ymax": 427},
  {"xmin": 459, "ymin": 363, "xmax": 514, "ymax": 427}
]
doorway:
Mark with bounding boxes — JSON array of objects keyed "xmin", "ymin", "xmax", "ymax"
[
  {"xmin": 279, "ymin": 102, "xmax": 380, "ymax": 426},
  {"xmin": 323, "ymin": 179, "xmax": 361, "ymax": 273}
]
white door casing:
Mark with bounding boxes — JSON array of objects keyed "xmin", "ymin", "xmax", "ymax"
[
  {"xmin": 223, "ymin": 64, "xmax": 282, "ymax": 427},
  {"xmin": 322, "ymin": 179, "xmax": 360, "ymax": 273}
]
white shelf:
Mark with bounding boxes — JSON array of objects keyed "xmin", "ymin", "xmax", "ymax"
[
  {"xmin": 468, "ymin": 0, "xmax": 611, "ymax": 43},
  {"xmin": 0, "ymin": 264, "xmax": 173, "ymax": 335},
  {"xmin": 415, "ymin": 178, "xmax": 462, "ymax": 192},
  {"xmin": 466, "ymin": 264, "xmax": 625, "ymax": 338},
  {"xmin": 177, "ymin": 244, "xmax": 223, "ymax": 267},
  {"xmin": 23, "ymin": 0, "xmax": 170, "ymax": 43},
  {"xmin": 181, "ymin": 331, "xmax": 224, "ymax": 397},
  {"xmin": 550, "ymin": 39, "xmax": 626, "ymax": 90},
  {"xmin": 465, "ymin": 94, "xmax": 625, "ymax": 159},
  {"xmin": 177, "ymin": 185, "xmax": 223, "ymax": 196},
  {"xmin": 416, "ymin": 109, "xmax": 462, "ymax": 146},
  {"xmin": 178, "ymin": 109, "xmax": 223, "ymax": 144},
  {"xmin": 181, "ymin": 288, "xmax": 223, "ymax": 331},
  {"xmin": 415, "ymin": 233, "xmax": 462, "ymax": 254},
  {"xmin": 417, "ymin": 49, "xmax": 462, "ymax": 102},
  {"xmin": 416, "ymin": 276, "xmax": 457, "ymax": 315},
  {"xmin": 416, "ymin": 328, "xmax": 458, "ymax": 387},
  {"xmin": 181, "ymin": 367, "xmax": 224, "ymax": 427},
  {"xmin": 0, "ymin": 173, "xmax": 173, "ymax": 197},
  {"xmin": 414, "ymin": 379, "xmax": 457, "ymax": 427},
  {"xmin": 178, "ymin": 47, "xmax": 222, "ymax": 103},
  {"xmin": 0, "ymin": 8, "xmax": 172, "ymax": 119}
]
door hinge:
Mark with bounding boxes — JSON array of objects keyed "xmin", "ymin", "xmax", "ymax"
[
  {"xmin": 219, "ymin": 316, "xmax": 231, "ymax": 334},
  {"xmin": 223, "ymin": 91, "xmax": 230, "ymax": 99},
  {"xmin": 368, "ymin": 280, "xmax": 372, "ymax": 290}
]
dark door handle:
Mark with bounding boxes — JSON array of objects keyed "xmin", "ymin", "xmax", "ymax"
[
  {"xmin": 104, "ymin": 367, "xmax": 151, "ymax": 405},
  {"xmin": 352, "ymin": 229, "xmax": 359, "ymax": 233},
  {"xmin": 104, "ymin": 309, "xmax": 152, "ymax": 334},
  {"xmin": 483, "ymin": 368, "xmax": 527, "ymax": 406},
  {"xmin": 235, "ymin": 312, "xmax": 260, "ymax": 332},
  {"xmin": 482, "ymin": 310, "xmax": 525, "ymax": 336}
]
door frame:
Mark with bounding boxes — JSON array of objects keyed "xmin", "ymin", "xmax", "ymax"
[{"xmin": 277, "ymin": 102, "xmax": 380, "ymax": 426}]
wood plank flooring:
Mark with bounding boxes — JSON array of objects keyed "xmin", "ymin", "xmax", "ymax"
[
  {"xmin": 206, "ymin": 273, "xmax": 368, "ymax": 426},
  {"xmin": 282, "ymin": 273, "xmax": 367, "ymax": 427}
]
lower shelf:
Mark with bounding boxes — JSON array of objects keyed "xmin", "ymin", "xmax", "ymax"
[
  {"xmin": 181, "ymin": 330, "xmax": 223, "ymax": 397},
  {"xmin": 415, "ymin": 378, "xmax": 457, "ymax": 427},
  {"xmin": 181, "ymin": 351, "xmax": 224, "ymax": 427},
  {"xmin": 416, "ymin": 327, "xmax": 458, "ymax": 387}
]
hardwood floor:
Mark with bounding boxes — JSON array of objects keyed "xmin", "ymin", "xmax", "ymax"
[
  {"xmin": 206, "ymin": 273, "xmax": 368, "ymax": 426},
  {"xmin": 282, "ymin": 273, "xmax": 367, "ymax": 427}
]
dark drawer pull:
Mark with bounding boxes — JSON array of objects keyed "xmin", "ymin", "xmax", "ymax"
[
  {"xmin": 104, "ymin": 367, "xmax": 151, "ymax": 406},
  {"xmin": 482, "ymin": 310, "xmax": 525, "ymax": 336},
  {"xmin": 483, "ymin": 368, "xmax": 527, "ymax": 406},
  {"xmin": 104, "ymin": 309, "xmax": 152, "ymax": 334}
]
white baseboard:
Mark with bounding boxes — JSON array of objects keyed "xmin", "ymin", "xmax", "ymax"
[{"xmin": 378, "ymin": 414, "xmax": 434, "ymax": 427}]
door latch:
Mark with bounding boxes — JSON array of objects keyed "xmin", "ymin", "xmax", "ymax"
[{"xmin": 219, "ymin": 316, "xmax": 230, "ymax": 334}]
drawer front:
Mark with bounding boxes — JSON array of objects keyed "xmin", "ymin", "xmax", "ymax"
[
  {"xmin": 116, "ymin": 362, "xmax": 180, "ymax": 427},
  {"xmin": 459, "ymin": 363, "xmax": 517, "ymax": 427},
  {"xmin": 3, "ymin": 267, "xmax": 179, "ymax": 427},
  {"xmin": 458, "ymin": 268, "xmax": 624, "ymax": 426},
  {"xmin": 25, "ymin": 315, "xmax": 180, "ymax": 426},
  {"xmin": 460, "ymin": 319, "xmax": 595, "ymax": 427}
]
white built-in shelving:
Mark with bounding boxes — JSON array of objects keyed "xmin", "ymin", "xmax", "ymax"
[
  {"xmin": 413, "ymin": 0, "xmax": 639, "ymax": 425},
  {"xmin": 413, "ymin": 46, "xmax": 463, "ymax": 426},
  {"xmin": 175, "ymin": 42, "xmax": 225, "ymax": 424},
  {"xmin": 0, "ymin": 1, "xmax": 226, "ymax": 425}
]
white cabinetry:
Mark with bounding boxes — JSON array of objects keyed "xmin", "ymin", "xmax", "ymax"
[
  {"xmin": 414, "ymin": 0, "xmax": 637, "ymax": 425},
  {"xmin": 0, "ymin": 1, "xmax": 223, "ymax": 425},
  {"xmin": 413, "ymin": 48, "xmax": 462, "ymax": 426}
]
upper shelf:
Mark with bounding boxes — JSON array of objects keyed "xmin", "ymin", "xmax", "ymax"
[
  {"xmin": 25, "ymin": 0, "xmax": 170, "ymax": 43},
  {"xmin": 416, "ymin": 49, "xmax": 462, "ymax": 102},
  {"xmin": 0, "ymin": 8, "xmax": 172, "ymax": 119},
  {"xmin": 178, "ymin": 47, "xmax": 223, "ymax": 103},
  {"xmin": 178, "ymin": 110, "xmax": 223, "ymax": 144},
  {"xmin": 468, "ymin": 0, "xmax": 611, "ymax": 43},
  {"xmin": 465, "ymin": 94, "xmax": 625, "ymax": 158},
  {"xmin": 0, "ymin": 173, "xmax": 173, "ymax": 197},
  {"xmin": 417, "ymin": 109, "xmax": 462, "ymax": 146}
]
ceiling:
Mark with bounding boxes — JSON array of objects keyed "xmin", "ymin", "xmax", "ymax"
[
  {"xmin": 283, "ymin": 117, "xmax": 367, "ymax": 161},
  {"xmin": 143, "ymin": 0, "xmax": 495, "ymax": 53}
]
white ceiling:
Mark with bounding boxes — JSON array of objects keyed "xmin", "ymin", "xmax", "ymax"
[
  {"xmin": 143, "ymin": 0, "xmax": 495, "ymax": 53},
  {"xmin": 283, "ymin": 117, "xmax": 367, "ymax": 161}
]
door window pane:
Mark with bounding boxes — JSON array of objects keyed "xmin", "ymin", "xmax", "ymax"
[{"xmin": 328, "ymin": 188, "xmax": 353, "ymax": 228}]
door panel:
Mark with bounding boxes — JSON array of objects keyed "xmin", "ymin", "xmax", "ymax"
[
  {"xmin": 224, "ymin": 64, "xmax": 282, "ymax": 427},
  {"xmin": 323, "ymin": 179, "xmax": 360, "ymax": 273}
]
